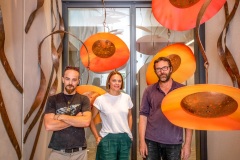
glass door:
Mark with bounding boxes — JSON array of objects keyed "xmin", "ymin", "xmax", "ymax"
[{"xmin": 62, "ymin": 1, "xmax": 197, "ymax": 159}]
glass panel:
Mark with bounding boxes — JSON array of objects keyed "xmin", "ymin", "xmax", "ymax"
[
  {"xmin": 68, "ymin": 7, "xmax": 130, "ymax": 92},
  {"xmin": 135, "ymin": 8, "xmax": 196, "ymax": 160},
  {"xmin": 68, "ymin": 7, "xmax": 130, "ymax": 160},
  {"xmin": 66, "ymin": 3, "xmax": 196, "ymax": 160}
]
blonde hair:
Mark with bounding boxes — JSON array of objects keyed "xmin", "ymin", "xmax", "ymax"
[{"xmin": 106, "ymin": 70, "xmax": 124, "ymax": 90}]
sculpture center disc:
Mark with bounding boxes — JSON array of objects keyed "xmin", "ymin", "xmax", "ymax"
[
  {"xmin": 92, "ymin": 39, "xmax": 116, "ymax": 58},
  {"xmin": 167, "ymin": 54, "xmax": 181, "ymax": 73},
  {"xmin": 169, "ymin": 0, "xmax": 200, "ymax": 8},
  {"xmin": 181, "ymin": 92, "xmax": 238, "ymax": 118}
]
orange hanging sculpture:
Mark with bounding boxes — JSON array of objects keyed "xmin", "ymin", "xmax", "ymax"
[
  {"xmin": 146, "ymin": 43, "xmax": 196, "ymax": 85},
  {"xmin": 152, "ymin": 0, "xmax": 226, "ymax": 31},
  {"xmin": 76, "ymin": 85, "xmax": 106, "ymax": 124},
  {"xmin": 161, "ymin": 84, "xmax": 240, "ymax": 130},
  {"xmin": 80, "ymin": 32, "xmax": 130, "ymax": 73}
]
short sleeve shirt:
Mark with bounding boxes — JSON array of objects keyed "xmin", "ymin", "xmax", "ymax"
[
  {"xmin": 94, "ymin": 92, "xmax": 133, "ymax": 139},
  {"xmin": 139, "ymin": 80, "xmax": 184, "ymax": 144},
  {"xmin": 44, "ymin": 92, "xmax": 90, "ymax": 150}
]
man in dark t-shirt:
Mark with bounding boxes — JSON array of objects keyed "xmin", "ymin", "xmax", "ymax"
[{"xmin": 44, "ymin": 66, "xmax": 91, "ymax": 160}]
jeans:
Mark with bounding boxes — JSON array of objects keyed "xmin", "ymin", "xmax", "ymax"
[{"xmin": 145, "ymin": 139, "xmax": 181, "ymax": 160}]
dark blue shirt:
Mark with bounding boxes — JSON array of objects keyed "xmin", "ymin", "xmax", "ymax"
[{"xmin": 139, "ymin": 79, "xmax": 184, "ymax": 144}]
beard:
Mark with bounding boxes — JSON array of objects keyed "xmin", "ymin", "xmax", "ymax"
[
  {"xmin": 158, "ymin": 72, "xmax": 171, "ymax": 83},
  {"xmin": 65, "ymin": 85, "xmax": 75, "ymax": 94}
]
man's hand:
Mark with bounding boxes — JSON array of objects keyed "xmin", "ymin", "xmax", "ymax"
[
  {"xmin": 181, "ymin": 143, "xmax": 191, "ymax": 160},
  {"xmin": 139, "ymin": 140, "xmax": 148, "ymax": 158},
  {"xmin": 58, "ymin": 111, "xmax": 91, "ymax": 127},
  {"xmin": 44, "ymin": 113, "xmax": 70, "ymax": 131}
]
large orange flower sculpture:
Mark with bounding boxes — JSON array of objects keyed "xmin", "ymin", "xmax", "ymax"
[
  {"xmin": 76, "ymin": 85, "xmax": 106, "ymax": 124},
  {"xmin": 161, "ymin": 84, "xmax": 240, "ymax": 130},
  {"xmin": 146, "ymin": 43, "xmax": 196, "ymax": 85},
  {"xmin": 80, "ymin": 32, "xmax": 130, "ymax": 73},
  {"xmin": 152, "ymin": 0, "xmax": 226, "ymax": 31}
]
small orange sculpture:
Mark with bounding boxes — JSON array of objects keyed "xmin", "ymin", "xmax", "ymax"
[
  {"xmin": 152, "ymin": 0, "xmax": 226, "ymax": 31},
  {"xmin": 146, "ymin": 43, "xmax": 196, "ymax": 85},
  {"xmin": 80, "ymin": 32, "xmax": 130, "ymax": 73},
  {"xmin": 161, "ymin": 84, "xmax": 240, "ymax": 130},
  {"xmin": 76, "ymin": 85, "xmax": 106, "ymax": 124}
]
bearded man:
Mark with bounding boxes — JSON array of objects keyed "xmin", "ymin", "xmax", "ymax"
[
  {"xmin": 139, "ymin": 57, "xmax": 193, "ymax": 160},
  {"xmin": 44, "ymin": 66, "xmax": 91, "ymax": 160}
]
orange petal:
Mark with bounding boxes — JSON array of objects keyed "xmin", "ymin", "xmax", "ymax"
[
  {"xmin": 80, "ymin": 32, "xmax": 130, "ymax": 72},
  {"xmin": 152, "ymin": 0, "xmax": 226, "ymax": 31},
  {"xmin": 76, "ymin": 85, "xmax": 106, "ymax": 124},
  {"xmin": 162, "ymin": 84, "xmax": 240, "ymax": 130},
  {"xmin": 146, "ymin": 43, "xmax": 196, "ymax": 85}
]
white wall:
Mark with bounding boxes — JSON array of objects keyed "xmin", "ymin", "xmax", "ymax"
[
  {"xmin": 0, "ymin": 1, "xmax": 23, "ymax": 160},
  {"xmin": 0, "ymin": 0, "xmax": 60, "ymax": 159},
  {"xmin": 206, "ymin": 0, "xmax": 240, "ymax": 160}
]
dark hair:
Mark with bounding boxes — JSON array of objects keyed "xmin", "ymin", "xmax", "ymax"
[
  {"xmin": 106, "ymin": 70, "xmax": 124, "ymax": 90},
  {"xmin": 64, "ymin": 66, "xmax": 80, "ymax": 79},
  {"xmin": 153, "ymin": 57, "xmax": 172, "ymax": 70},
  {"xmin": 64, "ymin": 66, "xmax": 80, "ymax": 73}
]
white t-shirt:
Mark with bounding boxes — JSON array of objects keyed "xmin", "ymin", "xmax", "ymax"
[{"xmin": 93, "ymin": 92, "xmax": 133, "ymax": 139}]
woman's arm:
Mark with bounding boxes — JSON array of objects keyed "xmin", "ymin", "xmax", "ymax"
[
  {"xmin": 128, "ymin": 109, "xmax": 133, "ymax": 131},
  {"xmin": 90, "ymin": 106, "xmax": 102, "ymax": 144}
]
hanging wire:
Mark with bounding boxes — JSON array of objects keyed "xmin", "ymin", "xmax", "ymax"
[
  {"xmin": 167, "ymin": 29, "xmax": 171, "ymax": 46},
  {"xmin": 150, "ymin": 11, "xmax": 159, "ymax": 51},
  {"xmin": 102, "ymin": 0, "xmax": 107, "ymax": 32}
]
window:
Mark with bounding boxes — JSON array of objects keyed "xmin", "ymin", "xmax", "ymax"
[{"xmin": 62, "ymin": 1, "xmax": 198, "ymax": 159}]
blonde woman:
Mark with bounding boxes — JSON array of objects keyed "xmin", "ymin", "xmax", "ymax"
[{"xmin": 90, "ymin": 70, "xmax": 133, "ymax": 160}]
